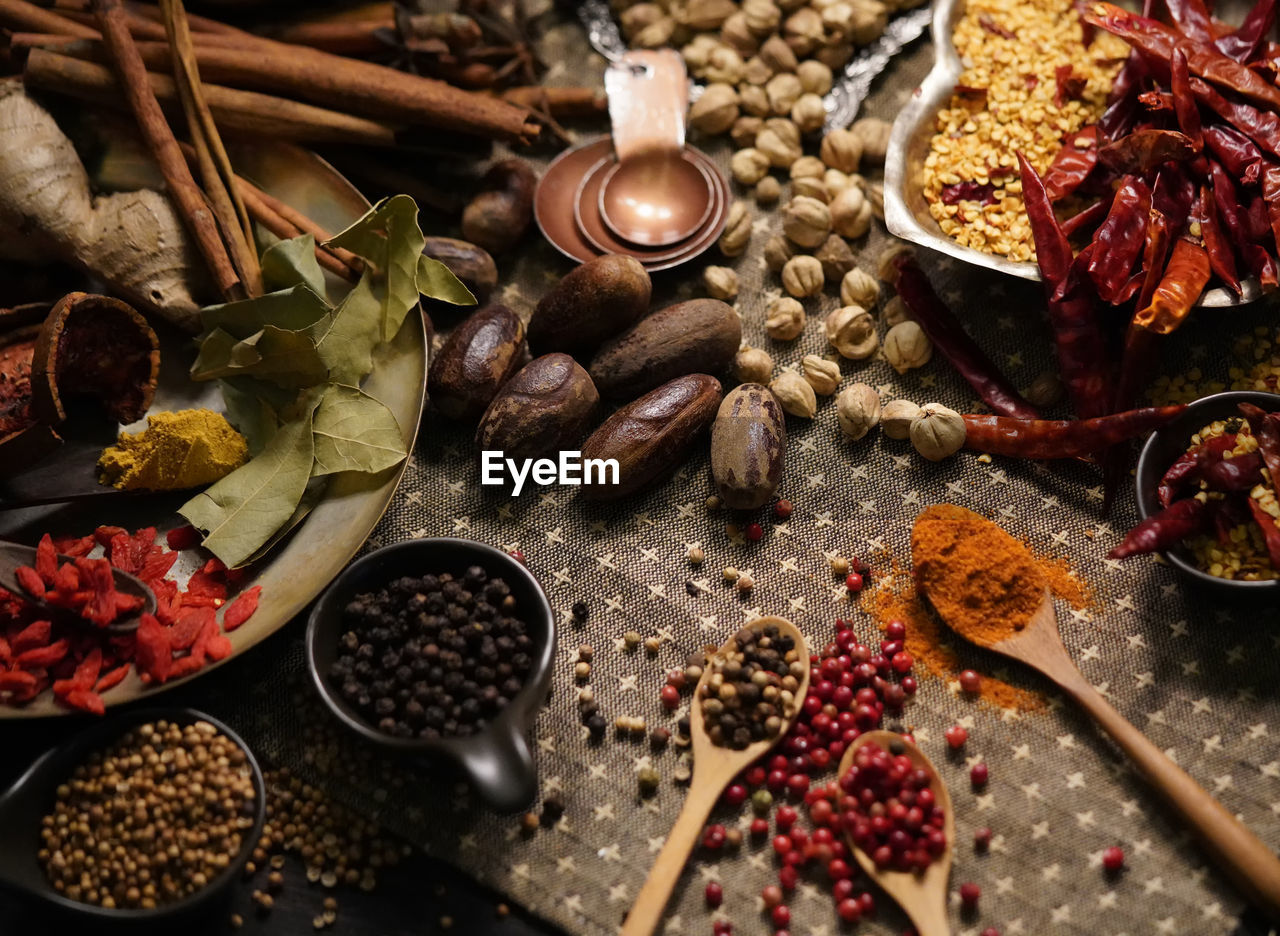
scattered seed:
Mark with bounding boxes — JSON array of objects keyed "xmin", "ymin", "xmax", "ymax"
[{"xmin": 687, "ymin": 546, "xmax": 705, "ymax": 565}]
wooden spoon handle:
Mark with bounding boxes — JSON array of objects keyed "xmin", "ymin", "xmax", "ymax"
[
  {"xmin": 620, "ymin": 779, "xmax": 720, "ymax": 936},
  {"xmin": 1067, "ymin": 680, "xmax": 1280, "ymax": 919}
]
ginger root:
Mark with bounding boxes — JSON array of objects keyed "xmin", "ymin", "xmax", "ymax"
[{"xmin": 0, "ymin": 79, "xmax": 205, "ymax": 331}]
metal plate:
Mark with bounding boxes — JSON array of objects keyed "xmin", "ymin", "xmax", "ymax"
[
  {"xmin": 0, "ymin": 142, "xmax": 427, "ymax": 718},
  {"xmin": 882, "ymin": 0, "xmax": 1265, "ymax": 309}
]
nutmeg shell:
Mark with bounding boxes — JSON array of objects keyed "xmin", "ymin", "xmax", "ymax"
[
  {"xmin": 710, "ymin": 383, "xmax": 786, "ymax": 509},
  {"xmin": 428, "ymin": 303, "xmax": 527, "ymax": 422},
  {"xmin": 528, "ymin": 255, "xmax": 652, "ymax": 356},
  {"xmin": 475, "ymin": 353, "xmax": 599, "ymax": 462}
]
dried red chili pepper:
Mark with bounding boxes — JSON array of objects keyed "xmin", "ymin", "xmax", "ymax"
[
  {"xmin": 1150, "ymin": 165, "xmax": 1195, "ymax": 237},
  {"xmin": 1158, "ymin": 451, "xmax": 1200, "ymax": 506},
  {"xmin": 165, "ymin": 525, "xmax": 201, "ymax": 551},
  {"xmin": 1042, "ymin": 126, "xmax": 1099, "ymax": 201},
  {"xmin": 1190, "ymin": 77, "xmax": 1280, "ymax": 159},
  {"xmin": 1098, "ymin": 129, "xmax": 1196, "ymax": 175},
  {"xmin": 1017, "ymin": 153, "xmax": 1114, "ymax": 419},
  {"xmin": 961, "ymin": 406, "xmax": 1187, "ymax": 460},
  {"xmin": 1169, "ymin": 48, "xmax": 1203, "ymax": 151},
  {"xmin": 1208, "ymin": 160, "xmax": 1279, "ymax": 288},
  {"xmin": 1200, "ymin": 452, "xmax": 1265, "ymax": 492},
  {"xmin": 1191, "ymin": 185, "xmax": 1240, "ymax": 295},
  {"xmin": 1061, "ymin": 198, "xmax": 1112, "ymax": 240},
  {"xmin": 891, "ymin": 256, "xmax": 1038, "ymax": 419},
  {"xmin": 978, "ymin": 14, "xmax": 1015, "ymax": 38},
  {"xmin": 1054, "ymin": 65, "xmax": 1087, "ymax": 108},
  {"xmin": 1085, "ymin": 4, "xmax": 1280, "ymax": 113},
  {"xmin": 1247, "ymin": 498, "xmax": 1280, "ymax": 567},
  {"xmin": 1100, "ymin": 0, "xmax": 1156, "ymax": 141},
  {"xmin": 1203, "ymin": 125, "xmax": 1263, "ymax": 184},
  {"xmin": 1108, "ymin": 498, "xmax": 1208, "ymax": 559},
  {"xmin": 1216, "ymin": 0, "xmax": 1276, "ymax": 63},
  {"xmin": 1259, "ymin": 165, "xmax": 1280, "ymax": 259},
  {"xmin": 1138, "ymin": 89, "xmax": 1173, "ymax": 113},
  {"xmin": 940, "ymin": 181, "xmax": 997, "ymax": 206},
  {"xmin": 1164, "ymin": 0, "xmax": 1215, "ymax": 42},
  {"xmin": 1238, "ymin": 402, "xmax": 1280, "ymax": 489},
  {"xmin": 1113, "ymin": 210, "xmax": 1172, "ymax": 416},
  {"xmin": 1133, "ymin": 239, "xmax": 1211, "ymax": 334},
  {"xmin": 1087, "ymin": 176, "xmax": 1152, "ymax": 303}
]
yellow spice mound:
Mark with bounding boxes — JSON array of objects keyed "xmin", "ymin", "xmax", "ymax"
[{"xmin": 99, "ymin": 409, "xmax": 247, "ymax": 492}]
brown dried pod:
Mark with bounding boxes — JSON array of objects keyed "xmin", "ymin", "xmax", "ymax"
[
  {"xmin": 32, "ymin": 292, "xmax": 159, "ymax": 426},
  {"xmin": 589, "ymin": 299, "xmax": 741, "ymax": 400},
  {"xmin": 710, "ymin": 383, "xmax": 786, "ymax": 509},
  {"xmin": 421, "ymin": 237, "xmax": 498, "ymax": 302},
  {"xmin": 528, "ymin": 255, "xmax": 652, "ymax": 356},
  {"xmin": 475, "ymin": 353, "xmax": 599, "ymax": 461},
  {"xmin": 461, "ymin": 159, "xmax": 538, "ymax": 255},
  {"xmin": 580, "ymin": 374, "xmax": 722, "ymax": 500},
  {"xmin": 428, "ymin": 304, "xmax": 527, "ymax": 422}
]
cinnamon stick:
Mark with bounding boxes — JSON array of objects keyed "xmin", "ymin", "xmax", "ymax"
[
  {"xmin": 258, "ymin": 20, "xmax": 392, "ymax": 57},
  {"xmin": 0, "ymin": 0, "xmax": 95, "ymax": 37},
  {"xmin": 22, "ymin": 47, "xmax": 405, "ymax": 147},
  {"xmin": 501, "ymin": 85, "xmax": 607, "ymax": 118},
  {"xmin": 238, "ymin": 185, "xmax": 359, "ymax": 283},
  {"xmin": 54, "ymin": 0, "xmax": 250, "ymax": 35},
  {"xmin": 242, "ymin": 184, "xmax": 364, "ymax": 275},
  {"xmin": 90, "ymin": 0, "xmax": 241, "ymax": 300}
]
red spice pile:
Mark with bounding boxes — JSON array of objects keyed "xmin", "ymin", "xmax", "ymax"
[{"xmin": 1, "ymin": 526, "xmax": 262, "ymax": 714}]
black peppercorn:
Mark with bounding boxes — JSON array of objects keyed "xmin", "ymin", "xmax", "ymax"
[
  {"xmin": 571, "ymin": 601, "xmax": 588, "ymax": 622},
  {"xmin": 586, "ymin": 714, "xmax": 606, "ymax": 740}
]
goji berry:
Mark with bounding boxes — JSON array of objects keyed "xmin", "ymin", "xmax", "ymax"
[
  {"xmin": 16, "ymin": 638, "xmax": 70, "ymax": 668},
  {"xmin": 35, "ymin": 534, "xmax": 57, "ymax": 583},
  {"xmin": 51, "ymin": 563, "xmax": 79, "ymax": 593},
  {"xmin": 53, "ymin": 535, "xmax": 95, "ymax": 558},
  {"xmin": 15, "ymin": 565, "xmax": 45, "ymax": 599},
  {"xmin": 93, "ymin": 526, "xmax": 129, "ymax": 549},
  {"xmin": 139, "ymin": 550, "xmax": 178, "ymax": 585},
  {"xmin": 133, "ymin": 614, "xmax": 171, "ymax": 684},
  {"xmin": 94, "ymin": 663, "xmax": 130, "ymax": 693},
  {"xmin": 169, "ymin": 607, "xmax": 214, "ymax": 651},
  {"xmin": 165, "ymin": 525, "xmax": 201, "ymax": 551},
  {"xmin": 0, "ymin": 669, "xmax": 38, "ymax": 693},
  {"xmin": 222, "ymin": 586, "xmax": 261, "ymax": 631},
  {"xmin": 11, "ymin": 620, "xmax": 51, "ymax": 655},
  {"xmin": 205, "ymin": 635, "xmax": 233, "ymax": 662},
  {"xmin": 62, "ymin": 688, "xmax": 105, "ymax": 715},
  {"xmin": 0, "ymin": 636, "xmax": 10, "ymax": 664},
  {"xmin": 68, "ymin": 647, "xmax": 102, "ymax": 691},
  {"xmin": 187, "ymin": 568, "xmax": 227, "ymax": 601}
]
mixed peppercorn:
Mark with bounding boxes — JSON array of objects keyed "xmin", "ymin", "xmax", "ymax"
[
  {"xmin": 327, "ymin": 566, "xmax": 534, "ymax": 739},
  {"xmin": 698, "ymin": 623, "xmax": 803, "ymax": 749}
]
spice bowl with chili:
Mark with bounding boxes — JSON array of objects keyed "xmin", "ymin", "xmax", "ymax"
[
  {"xmin": 1131, "ymin": 391, "xmax": 1280, "ymax": 595},
  {"xmin": 0, "ymin": 707, "xmax": 265, "ymax": 922},
  {"xmin": 305, "ymin": 537, "xmax": 556, "ymax": 812}
]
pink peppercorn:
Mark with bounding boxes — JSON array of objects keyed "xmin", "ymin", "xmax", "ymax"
[
  {"xmin": 884, "ymin": 620, "xmax": 906, "ymax": 641},
  {"xmin": 750, "ymin": 818, "xmax": 769, "ymax": 837},
  {"xmin": 959, "ymin": 669, "xmax": 982, "ymax": 693},
  {"xmin": 959, "ymin": 883, "xmax": 980, "ymax": 909},
  {"xmin": 660, "ymin": 685, "xmax": 680, "ymax": 709},
  {"xmin": 777, "ymin": 865, "xmax": 798, "ymax": 891},
  {"xmin": 746, "ymin": 522, "xmax": 764, "ymax": 541},
  {"xmin": 836, "ymin": 898, "xmax": 861, "ymax": 923},
  {"xmin": 891, "ymin": 651, "xmax": 914, "ymax": 673},
  {"xmin": 771, "ymin": 905, "xmax": 790, "ymax": 929},
  {"xmin": 901, "ymin": 675, "xmax": 917, "ymax": 695},
  {"xmin": 1103, "ymin": 846, "xmax": 1125, "ymax": 872},
  {"xmin": 772, "ymin": 835, "xmax": 791, "ymax": 856},
  {"xmin": 973, "ymin": 827, "xmax": 992, "ymax": 851},
  {"xmin": 776, "ymin": 805, "xmax": 798, "ymax": 829},
  {"xmin": 980, "ymin": 930, "xmax": 1000, "ymax": 936},
  {"xmin": 970, "ymin": 763, "xmax": 989, "ymax": 787},
  {"xmin": 713, "ymin": 921, "xmax": 732, "ymax": 935},
  {"xmin": 845, "ymin": 572, "xmax": 864, "ymax": 592},
  {"xmin": 945, "ymin": 725, "xmax": 968, "ymax": 749},
  {"xmin": 724, "ymin": 783, "xmax": 747, "ymax": 806},
  {"xmin": 704, "ymin": 882, "xmax": 723, "ymax": 908},
  {"xmin": 761, "ymin": 884, "xmax": 783, "ymax": 908},
  {"xmin": 774, "ymin": 499, "xmax": 793, "ymax": 520}
]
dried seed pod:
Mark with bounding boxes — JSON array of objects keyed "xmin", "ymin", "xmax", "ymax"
[
  {"xmin": 765, "ymin": 296, "xmax": 805, "ymax": 340},
  {"xmin": 850, "ymin": 116, "xmax": 892, "ymax": 165},
  {"xmin": 703, "ymin": 265, "xmax": 740, "ymax": 301},
  {"xmin": 719, "ymin": 14, "xmax": 759, "ymax": 56},
  {"xmin": 690, "ymin": 82, "xmax": 741, "ymax": 134},
  {"xmin": 782, "ymin": 196, "xmax": 830, "ymax": 248},
  {"xmin": 758, "ymin": 34, "xmax": 798, "ymax": 72},
  {"xmin": 781, "ymin": 255, "xmax": 824, "ymax": 297},
  {"xmin": 742, "ymin": 0, "xmax": 782, "ymax": 36},
  {"xmin": 718, "ymin": 201, "xmax": 753, "ymax": 256},
  {"xmin": 731, "ymin": 148, "xmax": 771, "ymax": 186},
  {"xmin": 791, "ymin": 94, "xmax": 826, "ymax": 134},
  {"xmin": 783, "ymin": 7, "xmax": 824, "ymax": 55},
  {"xmin": 840, "ymin": 267, "xmax": 880, "ymax": 307},
  {"xmin": 765, "ymin": 73, "xmax": 804, "ymax": 115},
  {"xmin": 880, "ymin": 398, "xmax": 920, "ymax": 439},
  {"xmin": 796, "ymin": 59, "xmax": 833, "ymax": 95},
  {"xmin": 705, "ymin": 47, "xmax": 746, "ymax": 84},
  {"xmin": 742, "ymin": 55, "xmax": 775, "ymax": 85},
  {"xmin": 681, "ymin": 34, "xmax": 720, "ymax": 71},
  {"xmin": 789, "ymin": 156, "xmax": 826, "ymax": 180},
  {"xmin": 735, "ymin": 346, "xmax": 774, "ymax": 383},
  {"xmin": 739, "ymin": 83, "xmax": 771, "ymax": 117},
  {"xmin": 621, "ymin": 3, "xmax": 665, "ymax": 38},
  {"xmin": 830, "ymin": 186, "xmax": 871, "ymax": 239},
  {"xmin": 882, "ymin": 295, "xmax": 911, "ymax": 327},
  {"xmin": 815, "ymin": 234, "xmax": 855, "ymax": 282},
  {"xmin": 427, "ymin": 303, "xmax": 527, "ymax": 422},
  {"xmin": 1024, "ymin": 371, "xmax": 1065, "ymax": 408},
  {"xmin": 461, "ymin": 159, "xmax": 537, "ymax": 255},
  {"xmin": 711, "ymin": 383, "xmax": 786, "ymax": 508},
  {"xmin": 883, "ymin": 321, "xmax": 933, "ymax": 373},
  {"xmin": 825, "ymin": 305, "xmax": 878, "ymax": 359},
  {"xmin": 815, "ymin": 42, "xmax": 855, "ymax": 70},
  {"xmin": 822, "ymin": 1, "xmax": 855, "ymax": 40},
  {"xmin": 877, "ymin": 241, "xmax": 914, "ymax": 286},
  {"xmin": 770, "ymin": 370, "xmax": 817, "ymax": 418},
  {"xmin": 909, "ymin": 402, "xmax": 966, "ymax": 461},
  {"xmin": 529, "ymin": 254, "xmax": 652, "ymax": 355},
  {"xmin": 823, "ymin": 168, "xmax": 853, "ymax": 197},
  {"xmin": 633, "ymin": 15, "xmax": 676, "ymax": 48},
  {"xmin": 755, "ymin": 176, "xmax": 782, "ymax": 203},
  {"xmin": 476, "ymin": 354, "xmax": 599, "ymax": 460},
  {"xmin": 756, "ymin": 127, "xmax": 802, "ymax": 168},
  {"xmin": 764, "ymin": 235, "xmax": 796, "ymax": 273},
  {"xmin": 679, "ymin": 0, "xmax": 738, "ymax": 30},
  {"xmin": 836, "ymin": 382, "xmax": 881, "ymax": 440},
  {"xmin": 819, "ymin": 128, "xmax": 862, "ymax": 174},
  {"xmin": 866, "ymin": 182, "xmax": 885, "ymax": 220},
  {"xmin": 791, "ymin": 177, "xmax": 828, "ymax": 202},
  {"xmin": 764, "ymin": 117, "xmax": 802, "ymax": 146},
  {"xmin": 801, "ymin": 354, "xmax": 840, "ymax": 395},
  {"xmin": 849, "ymin": 0, "xmax": 889, "ymax": 45},
  {"xmin": 730, "ymin": 115, "xmax": 763, "ymax": 148}
]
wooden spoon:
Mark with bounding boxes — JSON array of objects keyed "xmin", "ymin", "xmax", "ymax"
[
  {"xmin": 952, "ymin": 590, "xmax": 1280, "ymax": 920},
  {"xmin": 620, "ymin": 616, "xmax": 810, "ymax": 936},
  {"xmin": 838, "ymin": 730, "xmax": 954, "ymax": 936}
]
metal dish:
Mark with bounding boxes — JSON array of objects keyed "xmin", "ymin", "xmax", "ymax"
[
  {"xmin": 882, "ymin": 0, "xmax": 1262, "ymax": 309},
  {"xmin": 0, "ymin": 142, "xmax": 428, "ymax": 717},
  {"xmin": 305, "ymin": 538, "xmax": 556, "ymax": 813},
  {"xmin": 1134, "ymin": 391, "xmax": 1280, "ymax": 597}
]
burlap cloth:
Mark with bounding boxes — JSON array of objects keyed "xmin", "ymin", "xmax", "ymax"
[{"xmin": 208, "ymin": 14, "xmax": 1280, "ymax": 936}]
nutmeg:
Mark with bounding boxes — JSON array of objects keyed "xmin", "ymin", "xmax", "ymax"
[{"xmin": 461, "ymin": 159, "xmax": 537, "ymax": 255}]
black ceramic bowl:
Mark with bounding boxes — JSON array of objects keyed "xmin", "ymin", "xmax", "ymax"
[
  {"xmin": 305, "ymin": 538, "xmax": 556, "ymax": 812},
  {"xmin": 1134, "ymin": 390, "xmax": 1280, "ymax": 596},
  {"xmin": 0, "ymin": 708, "xmax": 265, "ymax": 924}
]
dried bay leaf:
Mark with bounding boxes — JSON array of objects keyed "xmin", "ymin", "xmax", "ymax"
[
  {"xmin": 191, "ymin": 323, "xmax": 328, "ymax": 388},
  {"xmin": 311, "ymin": 384, "xmax": 406, "ymax": 477},
  {"xmin": 260, "ymin": 234, "xmax": 325, "ymax": 295},
  {"xmin": 179, "ymin": 391, "xmax": 321, "ymax": 568},
  {"xmin": 417, "ymin": 254, "xmax": 475, "ymax": 307},
  {"xmin": 201, "ymin": 284, "xmax": 330, "ymax": 339},
  {"xmin": 220, "ymin": 377, "xmax": 289, "ymax": 455}
]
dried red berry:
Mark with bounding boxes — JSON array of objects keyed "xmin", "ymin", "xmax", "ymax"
[
  {"xmin": 770, "ymin": 905, "xmax": 790, "ymax": 928},
  {"xmin": 959, "ymin": 882, "xmax": 980, "ymax": 908},
  {"xmin": 945, "ymin": 725, "xmax": 968, "ymax": 749},
  {"xmin": 845, "ymin": 572, "xmax": 863, "ymax": 592},
  {"xmin": 970, "ymin": 763, "xmax": 989, "ymax": 787},
  {"xmin": 704, "ymin": 882, "xmax": 723, "ymax": 908},
  {"xmin": 959, "ymin": 669, "xmax": 982, "ymax": 693},
  {"xmin": 973, "ymin": 827, "xmax": 992, "ymax": 851},
  {"xmin": 745, "ymin": 522, "xmax": 764, "ymax": 541},
  {"xmin": 1102, "ymin": 846, "xmax": 1125, "ymax": 872},
  {"xmin": 773, "ymin": 499, "xmax": 793, "ymax": 520}
]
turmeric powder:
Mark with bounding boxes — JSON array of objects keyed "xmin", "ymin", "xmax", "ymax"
[{"xmin": 98, "ymin": 409, "xmax": 247, "ymax": 491}]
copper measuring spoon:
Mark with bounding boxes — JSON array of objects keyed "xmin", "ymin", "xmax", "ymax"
[
  {"xmin": 620, "ymin": 617, "xmax": 810, "ymax": 936},
  {"xmin": 599, "ymin": 50, "xmax": 712, "ymax": 247}
]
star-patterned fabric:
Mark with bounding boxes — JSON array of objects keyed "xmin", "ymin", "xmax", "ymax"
[{"xmin": 208, "ymin": 14, "xmax": 1280, "ymax": 936}]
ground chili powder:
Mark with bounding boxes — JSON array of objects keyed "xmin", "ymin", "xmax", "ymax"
[{"xmin": 867, "ymin": 505, "xmax": 1094, "ymax": 713}]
